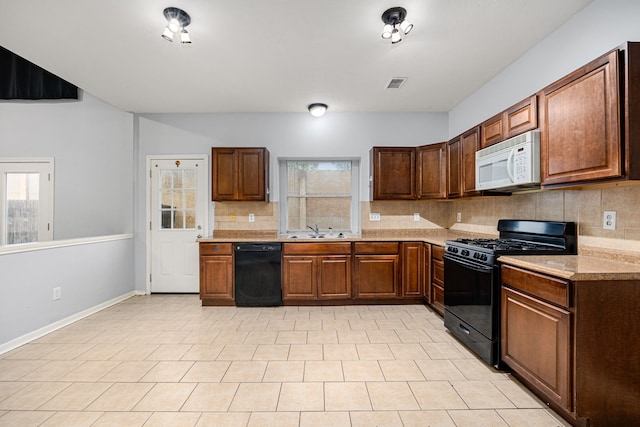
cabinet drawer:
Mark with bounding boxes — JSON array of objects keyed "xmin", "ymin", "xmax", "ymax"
[
  {"xmin": 353, "ymin": 242, "xmax": 399, "ymax": 255},
  {"xmin": 431, "ymin": 245, "xmax": 444, "ymax": 261},
  {"xmin": 431, "ymin": 283, "xmax": 444, "ymax": 315},
  {"xmin": 283, "ymin": 242, "xmax": 351, "ymax": 256},
  {"xmin": 200, "ymin": 243, "xmax": 233, "ymax": 256},
  {"xmin": 501, "ymin": 265, "xmax": 570, "ymax": 308}
]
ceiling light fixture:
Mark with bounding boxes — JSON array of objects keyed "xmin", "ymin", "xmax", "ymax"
[
  {"xmin": 381, "ymin": 7, "xmax": 413, "ymax": 44},
  {"xmin": 161, "ymin": 7, "xmax": 192, "ymax": 44},
  {"xmin": 308, "ymin": 103, "xmax": 328, "ymax": 118}
]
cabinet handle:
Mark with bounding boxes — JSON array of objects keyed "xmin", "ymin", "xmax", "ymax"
[{"xmin": 459, "ymin": 324, "xmax": 471, "ymax": 335}]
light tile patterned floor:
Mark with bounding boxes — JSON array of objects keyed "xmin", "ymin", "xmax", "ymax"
[{"xmin": 0, "ymin": 295, "xmax": 571, "ymax": 426}]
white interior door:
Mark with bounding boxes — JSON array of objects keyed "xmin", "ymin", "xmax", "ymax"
[{"xmin": 150, "ymin": 157, "xmax": 207, "ymax": 293}]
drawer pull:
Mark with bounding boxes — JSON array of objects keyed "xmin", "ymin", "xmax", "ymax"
[{"xmin": 459, "ymin": 324, "xmax": 471, "ymax": 335}]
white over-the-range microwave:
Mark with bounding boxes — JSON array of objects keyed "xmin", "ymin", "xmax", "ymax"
[{"xmin": 475, "ymin": 130, "xmax": 540, "ymax": 192}]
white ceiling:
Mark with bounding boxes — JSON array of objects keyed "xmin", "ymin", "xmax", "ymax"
[{"xmin": 1, "ymin": 0, "xmax": 592, "ymax": 114}]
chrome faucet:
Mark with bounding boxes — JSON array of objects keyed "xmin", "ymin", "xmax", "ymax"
[{"xmin": 306, "ymin": 225, "xmax": 319, "ymax": 235}]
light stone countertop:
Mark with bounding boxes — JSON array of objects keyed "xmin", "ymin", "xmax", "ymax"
[
  {"xmin": 196, "ymin": 229, "xmax": 494, "ymax": 248},
  {"xmin": 498, "ymin": 255, "xmax": 640, "ymax": 281}
]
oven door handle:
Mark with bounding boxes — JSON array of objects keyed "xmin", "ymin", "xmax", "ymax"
[{"xmin": 444, "ymin": 254, "xmax": 494, "ymax": 273}]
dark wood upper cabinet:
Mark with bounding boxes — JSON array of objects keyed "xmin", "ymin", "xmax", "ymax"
[
  {"xmin": 416, "ymin": 142, "xmax": 447, "ymax": 199},
  {"xmin": 460, "ymin": 127, "xmax": 480, "ymax": 197},
  {"xmin": 212, "ymin": 147, "xmax": 269, "ymax": 201},
  {"xmin": 481, "ymin": 95, "xmax": 538, "ymax": 149},
  {"xmin": 370, "ymin": 147, "xmax": 416, "ymax": 200},
  {"xmin": 447, "ymin": 137, "xmax": 461, "ymax": 198},
  {"xmin": 448, "ymin": 127, "xmax": 479, "ymax": 198},
  {"xmin": 540, "ymin": 50, "xmax": 621, "ymax": 186}
]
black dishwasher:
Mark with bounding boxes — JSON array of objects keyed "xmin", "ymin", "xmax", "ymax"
[{"xmin": 234, "ymin": 242, "xmax": 282, "ymax": 306}]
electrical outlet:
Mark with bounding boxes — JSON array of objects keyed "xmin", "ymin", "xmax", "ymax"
[
  {"xmin": 457, "ymin": 212, "xmax": 462, "ymax": 222},
  {"xmin": 603, "ymin": 211, "xmax": 616, "ymax": 230},
  {"xmin": 248, "ymin": 213, "xmax": 255, "ymax": 223},
  {"xmin": 369, "ymin": 213, "xmax": 381, "ymax": 222},
  {"xmin": 413, "ymin": 213, "xmax": 420, "ymax": 222},
  {"xmin": 53, "ymin": 287, "xmax": 62, "ymax": 301}
]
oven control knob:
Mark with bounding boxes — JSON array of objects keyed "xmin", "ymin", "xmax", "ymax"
[
  {"xmin": 481, "ymin": 254, "xmax": 488, "ymax": 261},
  {"xmin": 461, "ymin": 249, "xmax": 469, "ymax": 256}
]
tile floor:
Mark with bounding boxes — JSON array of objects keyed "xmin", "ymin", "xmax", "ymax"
[{"xmin": 0, "ymin": 295, "xmax": 570, "ymax": 426}]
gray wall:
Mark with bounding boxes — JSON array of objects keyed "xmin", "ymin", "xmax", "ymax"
[
  {"xmin": 0, "ymin": 238, "xmax": 135, "ymax": 346},
  {"xmin": 449, "ymin": 0, "xmax": 640, "ymax": 136},
  {"xmin": 0, "ymin": 93, "xmax": 136, "ymax": 348},
  {"xmin": 0, "ymin": 92, "xmax": 134, "ymax": 240}
]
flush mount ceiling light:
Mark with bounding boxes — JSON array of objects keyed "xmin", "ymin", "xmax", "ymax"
[
  {"xmin": 162, "ymin": 7, "xmax": 192, "ymax": 44},
  {"xmin": 308, "ymin": 103, "xmax": 328, "ymax": 118},
  {"xmin": 381, "ymin": 7, "xmax": 413, "ymax": 44}
]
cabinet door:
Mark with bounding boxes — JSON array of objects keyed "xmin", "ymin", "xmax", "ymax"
[
  {"xmin": 371, "ymin": 147, "xmax": 416, "ymax": 199},
  {"xmin": 282, "ymin": 256, "xmax": 316, "ymax": 299},
  {"xmin": 461, "ymin": 127, "xmax": 479, "ymax": 196},
  {"xmin": 317, "ymin": 256, "xmax": 351, "ymax": 299},
  {"xmin": 541, "ymin": 50, "xmax": 621, "ymax": 186},
  {"xmin": 422, "ymin": 244, "xmax": 432, "ymax": 301},
  {"xmin": 506, "ymin": 95, "xmax": 538, "ymax": 138},
  {"xmin": 481, "ymin": 112, "xmax": 505, "ymax": 149},
  {"xmin": 237, "ymin": 148, "xmax": 268, "ymax": 201},
  {"xmin": 200, "ymin": 255, "xmax": 233, "ymax": 300},
  {"xmin": 502, "ymin": 287, "xmax": 571, "ymax": 410},
  {"xmin": 354, "ymin": 255, "xmax": 399, "ymax": 298},
  {"xmin": 401, "ymin": 242, "xmax": 422, "ymax": 297},
  {"xmin": 211, "ymin": 148, "xmax": 237, "ymax": 201},
  {"xmin": 416, "ymin": 143, "xmax": 447, "ymax": 199},
  {"xmin": 447, "ymin": 138, "xmax": 461, "ymax": 198}
]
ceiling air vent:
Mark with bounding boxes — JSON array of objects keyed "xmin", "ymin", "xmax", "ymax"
[{"xmin": 386, "ymin": 77, "xmax": 407, "ymax": 89}]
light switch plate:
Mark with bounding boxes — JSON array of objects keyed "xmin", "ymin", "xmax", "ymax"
[
  {"xmin": 456, "ymin": 212, "xmax": 462, "ymax": 222},
  {"xmin": 249, "ymin": 213, "xmax": 255, "ymax": 223},
  {"xmin": 413, "ymin": 213, "xmax": 420, "ymax": 222},
  {"xmin": 603, "ymin": 211, "xmax": 616, "ymax": 230},
  {"xmin": 369, "ymin": 213, "xmax": 381, "ymax": 222}
]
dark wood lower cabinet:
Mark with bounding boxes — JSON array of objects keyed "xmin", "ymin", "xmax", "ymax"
[
  {"xmin": 199, "ymin": 243, "xmax": 234, "ymax": 306},
  {"xmin": 501, "ymin": 264, "xmax": 640, "ymax": 427},
  {"xmin": 353, "ymin": 254, "xmax": 399, "ymax": 298},
  {"xmin": 502, "ymin": 286, "xmax": 571, "ymax": 410},
  {"xmin": 430, "ymin": 245, "xmax": 445, "ymax": 316},
  {"xmin": 282, "ymin": 243, "xmax": 351, "ymax": 302}
]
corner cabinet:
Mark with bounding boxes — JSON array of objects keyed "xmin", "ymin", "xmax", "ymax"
[
  {"xmin": 370, "ymin": 147, "xmax": 416, "ymax": 200},
  {"xmin": 212, "ymin": 147, "xmax": 269, "ymax": 201},
  {"xmin": 199, "ymin": 243, "xmax": 234, "ymax": 305},
  {"xmin": 501, "ymin": 263, "xmax": 640, "ymax": 426}
]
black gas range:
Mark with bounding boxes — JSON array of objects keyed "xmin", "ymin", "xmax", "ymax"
[{"xmin": 443, "ymin": 219, "xmax": 576, "ymax": 367}]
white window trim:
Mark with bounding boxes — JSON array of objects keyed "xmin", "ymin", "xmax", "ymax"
[
  {"xmin": 278, "ymin": 157, "xmax": 360, "ymax": 236},
  {"xmin": 0, "ymin": 158, "xmax": 54, "ymax": 245}
]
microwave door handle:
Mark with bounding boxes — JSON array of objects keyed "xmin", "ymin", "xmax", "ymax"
[{"xmin": 507, "ymin": 149, "xmax": 516, "ymax": 183}]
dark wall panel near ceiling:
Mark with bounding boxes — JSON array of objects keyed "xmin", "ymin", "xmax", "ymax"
[{"xmin": 0, "ymin": 46, "xmax": 78, "ymax": 100}]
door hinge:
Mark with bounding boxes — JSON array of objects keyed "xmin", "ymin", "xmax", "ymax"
[
  {"xmin": 150, "ymin": 221, "xmax": 152, "ymax": 231},
  {"xmin": 149, "ymin": 169, "xmax": 152, "ymax": 178},
  {"xmin": 149, "ymin": 274, "xmax": 152, "ymax": 283},
  {"xmin": 48, "ymin": 173, "xmax": 51, "ymax": 181},
  {"xmin": 47, "ymin": 223, "xmax": 50, "ymax": 231}
]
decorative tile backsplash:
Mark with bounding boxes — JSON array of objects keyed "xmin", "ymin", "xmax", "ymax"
[{"xmin": 212, "ymin": 183, "xmax": 640, "ymax": 252}]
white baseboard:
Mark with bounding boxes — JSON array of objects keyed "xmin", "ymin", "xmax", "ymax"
[{"xmin": 0, "ymin": 290, "xmax": 143, "ymax": 355}]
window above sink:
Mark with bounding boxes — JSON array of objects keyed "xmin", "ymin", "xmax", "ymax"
[{"xmin": 278, "ymin": 159, "xmax": 360, "ymax": 237}]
